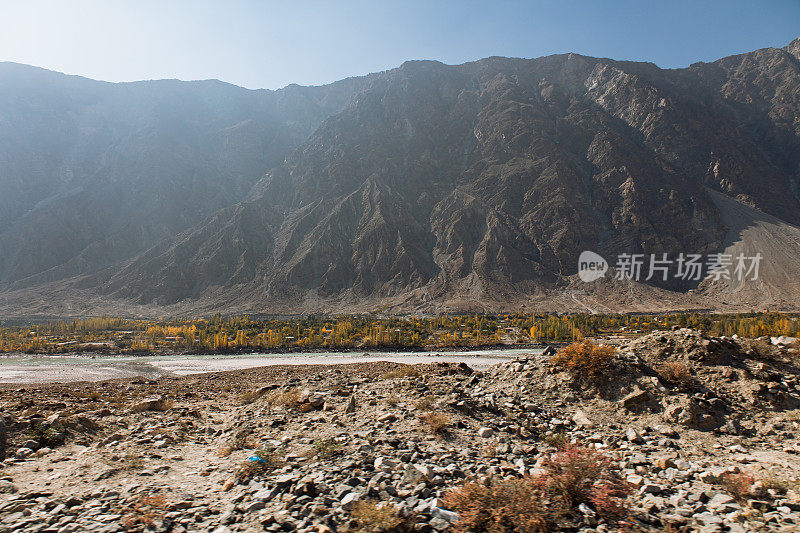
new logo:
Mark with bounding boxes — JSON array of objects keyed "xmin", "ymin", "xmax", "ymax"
[{"xmin": 578, "ymin": 251, "xmax": 608, "ymax": 282}]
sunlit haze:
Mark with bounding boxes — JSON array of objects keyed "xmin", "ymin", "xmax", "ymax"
[{"xmin": 1, "ymin": 0, "xmax": 798, "ymax": 89}]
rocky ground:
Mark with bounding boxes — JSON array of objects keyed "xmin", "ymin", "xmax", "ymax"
[{"xmin": 1, "ymin": 329, "xmax": 800, "ymax": 532}]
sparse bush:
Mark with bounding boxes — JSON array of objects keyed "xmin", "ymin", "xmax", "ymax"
[
  {"xmin": 419, "ymin": 412, "xmax": 451, "ymax": 437},
  {"xmin": 350, "ymin": 500, "xmax": 402, "ymax": 532},
  {"xmin": 237, "ymin": 388, "xmax": 268, "ymax": 405},
  {"xmin": 759, "ymin": 471, "xmax": 794, "ymax": 494},
  {"xmin": 415, "ymin": 395, "xmax": 435, "ymax": 411},
  {"xmin": 659, "ymin": 361, "xmax": 694, "ymax": 389},
  {"xmin": 443, "ymin": 444, "xmax": 631, "ymax": 532},
  {"xmin": 552, "ymin": 340, "xmax": 616, "ymax": 382},
  {"xmin": 541, "ymin": 445, "xmax": 631, "ymax": 518},
  {"xmin": 443, "ymin": 476, "xmax": 554, "ymax": 532},
  {"xmin": 130, "ymin": 397, "xmax": 173, "ymax": 413},
  {"xmin": 543, "ymin": 430, "xmax": 569, "ymax": 449},
  {"xmin": 218, "ymin": 426, "xmax": 254, "ymax": 457},
  {"xmin": 313, "ymin": 437, "xmax": 342, "ymax": 459},
  {"xmin": 27, "ymin": 422, "xmax": 64, "ymax": 448},
  {"xmin": 121, "ymin": 493, "xmax": 169, "ymax": 529},
  {"xmin": 381, "ymin": 365, "xmax": 420, "ymax": 379},
  {"xmin": 721, "ymin": 472, "xmax": 756, "ymax": 501},
  {"xmin": 265, "ymin": 387, "xmax": 302, "ymax": 411},
  {"xmin": 235, "ymin": 446, "xmax": 280, "ymax": 483}
]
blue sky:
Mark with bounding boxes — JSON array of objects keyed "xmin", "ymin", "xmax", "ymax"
[{"xmin": 1, "ymin": 0, "xmax": 798, "ymax": 90}]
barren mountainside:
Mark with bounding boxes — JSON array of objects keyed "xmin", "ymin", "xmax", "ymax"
[{"xmin": 2, "ymin": 39, "xmax": 800, "ymax": 316}]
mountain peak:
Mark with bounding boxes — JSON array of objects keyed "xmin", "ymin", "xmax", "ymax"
[{"xmin": 787, "ymin": 36, "xmax": 800, "ymax": 60}]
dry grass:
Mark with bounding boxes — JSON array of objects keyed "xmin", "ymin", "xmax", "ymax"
[
  {"xmin": 381, "ymin": 365, "xmax": 420, "ymax": 379},
  {"xmin": 234, "ymin": 446, "xmax": 281, "ymax": 484},
  {"xmin": 218, "ymin": 427, "xmax": 254, "ymax": 457},
  {"xmin": 120, "ymin": 493, "xmax": 169, "ymax": 529},
  {"xmin": 443, "ymin": 444, "xmax": 631, "ymax": 533},
  {"xmin": 264, "ymin": 387, "xmax": 302, "ymax": 411},
  {"xmin": 443, "ymin": 476, "xmax": 554, "ymax": 532},
  {"xmin": 721, "ymin": 472, "xmax": 756, "ymax": 502},
  {"xmin": 658, "ymin": 361, "xmax": 695, "ymax": 389},
  {"xmin": 759, "ymin": 471, "xmax": 797, "ymax": 494},
  {"xmin": 419, "ymin": 412, "xmax": 451, "ymax": 438},
  {"xmin": 543, "ymin": 430, "xmax": 569, "ymax": 449},
  {"xmin": 349, "ymin": 500, "xmax": 402, "ymax": 532},
  {"xmin": 552, "ymin": 340, "xmax": 616, "ymax": 382},
  {"xmin": 313, "ymin": 437, "xmax": 342, "ymax": 459},
  {"xmin": 415, "ymin": 395, "xmax": 435, "ymax": 411},
  {"xmin": 237, "ymin": 388, "xmax": 268, "ymax": 405}
]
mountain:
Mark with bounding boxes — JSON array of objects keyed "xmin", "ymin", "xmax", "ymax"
[
  {"xmin": 2, "ymin": 39, "xmax": 800, "ymax": 317},
  {"xmin": 0, "ymin": 63, "xmax": 372, "ymax": 288}
]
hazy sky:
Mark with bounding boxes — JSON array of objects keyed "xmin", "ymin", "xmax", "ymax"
[{"xmin": 1, "ymin": 0, "xmax": 798, "ymax": 90}]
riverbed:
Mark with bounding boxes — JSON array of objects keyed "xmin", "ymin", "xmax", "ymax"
[{"xmin": 0, "ymin": 348, "xmax": 537, "ymax": 384}]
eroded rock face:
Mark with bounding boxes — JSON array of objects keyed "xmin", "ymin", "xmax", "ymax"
[{"xmin": 4, "ymin": 40, "xmax": 800, "ymax": 314}]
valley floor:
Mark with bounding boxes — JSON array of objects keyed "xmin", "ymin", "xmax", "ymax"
[{"xmin": 1, "ymin": 329, "xmax": 800, "ymax": 532}]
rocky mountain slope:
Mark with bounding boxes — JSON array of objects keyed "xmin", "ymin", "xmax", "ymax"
[
  {"xmin": 0, "ymin": 63, "xmax": 371, "ymax": 290},
  {"xmin": 2, "ymin": 39, "xmax": 800, "ymax": 316}
]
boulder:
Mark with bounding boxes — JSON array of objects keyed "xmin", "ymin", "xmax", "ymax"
[
  {"xmin": 571, "ymin": 409, "xmax": 593, "ymax": 428},
  {"xmin": 130, "ymin": 395, "xmax": 170, "ymax": 413}
]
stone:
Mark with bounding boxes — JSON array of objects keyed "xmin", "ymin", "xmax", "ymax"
[
  {"xmin": 131, "ymin": 395, "xmax": 169, "ymax": 412},
  {"xmin": 253, "ymin": 488, "xmax": 279, "ymax": 502},
  {"xmin": 571, "ymin": 410, "xmax": 593, "ymax": 428},
  {"xmin": 374, "ymin": 457, "xmax": 397, "ymax": 472},
  {"xmin": 402, "ymin": 464, "xmax": 428, "ymax": 484},
  {"xmin": 344, "ymin": 396, "xmax": 357, "ymax": 414},
  {"xmin": 625, "ymin": 427, "xmax": 643, "ymax": 443},
  {"xmin": 640, "ymin": 484, "xmax": 663, "ymax": 495},
  {"xmin": 621, "ymin": 389, "xmax": 651, "ymax": 411},
  {"xmin": 707, "ymin": 494, "xmax": 735, "ymax": 509},
  {"xmin": 340, "ymin": 492, "xmax": 361, "ymax": 510},
  {"xmin": 15, "ymin": 447, "xmax": 33, "ymax": 459},
  {"xmin": 477, "ymin": 427, "xmax": 494, "ymax": 438}
]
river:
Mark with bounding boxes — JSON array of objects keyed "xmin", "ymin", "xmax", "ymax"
[{"xmin": 0, "ymin": 348, "xmax": 537, "ymax": 384}]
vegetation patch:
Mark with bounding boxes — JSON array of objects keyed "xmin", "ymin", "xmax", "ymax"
[
  {"xmin": 552, "ymin": 340, "xmax": 617, "ymax": 382},
  {"xmin": 443, "ymin": 445, "xmax": 631, "ymax": 532},
  {"xmin": 349, "ymin": 500, "xmax": 403, "ymax": 532},
  {"xmin": 418, "ymin": 412, "xmax": 451, "ymax": 438}
]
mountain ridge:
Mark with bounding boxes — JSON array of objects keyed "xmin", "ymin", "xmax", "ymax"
[{"xmin": 2, "ymin": 39, "xmax": 800, "ymax": 316}]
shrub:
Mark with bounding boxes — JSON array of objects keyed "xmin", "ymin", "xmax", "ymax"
[
  {"xmin": 313, "ymin": 437, "xmax": 342, "ymax": 459},
  {"xmin": 235, "ymin": 446, "xmax": 280, "ymax": 483},
  {"xmin": 218, "ymin": 426, "xmax": 255, "ymax": 457},
  {"xmin": 27, "ymin": 422, "xmax": 65, "ymax": 448},
  {"xmin": 350, "ymin": 500, "xmax": 402, "ymax": 532},
  {"xmin": 442, "ymin": 477, "xmax": 554, "ymax": 533},
  {"xmin": 237, "ymin": 388, "xmax": 268, "ymax": 405},
  {"xmin": 415, "ymin": 395, "xmax": 435, "ymax": 411},
  {"xmin": 759, "ymin": 471, "xmax": 797, "ymax": 494},
  {"xmin": 443, "ymin": 444, "xmax": 631, "ymax": 532},
  {"xmin": 419, "ymin": 412, "xmax": 451, "ymax": 438},
  {"xmin": 121, "ymin": 493, "xmax": 169, "ymax": 529},
  {"xmin": 552, "ymin": 341, "xmax": 616, "ymax": 382},
  {"xmin": 658, "ymin": 361, "xmax": 694, "ymax": 389},
  {"xmin": 543, "ymin": 430, "xmax": 569, "ymax": 449},
  {"xmin": 721, "ymin": 472, "xmax": 755, "ymax": 501},
  {"xmin": 265, "ymin": 388, "xmax": 302, "ymax": 411},
  {"xmin": 541, "ymin": 445, "xmax": 630, "ymax": 518}
]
